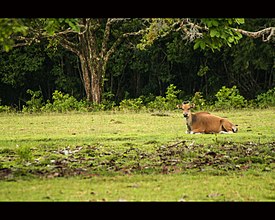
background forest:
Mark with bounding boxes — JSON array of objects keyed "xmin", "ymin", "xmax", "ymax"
[{"xmin": 0, "ymin": 18, "xmax": 274, "ymax": 111}]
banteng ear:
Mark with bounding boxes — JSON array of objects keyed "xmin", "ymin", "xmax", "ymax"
[
  {"xmin": 176, "ymin": 104, "xmax": 182, "ymax": 109},
  {"xmin": 190, "ymin": 103, "xmax": 195, "ymax": 108}
]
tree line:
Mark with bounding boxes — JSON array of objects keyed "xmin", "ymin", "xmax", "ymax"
[{"xmin": 0, "ymin": 18, "xmax": 274, "ymax": 109}]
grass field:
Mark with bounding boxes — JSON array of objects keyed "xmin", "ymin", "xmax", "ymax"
[{"xmin": 0, "ymin": 108, "xmax": 274, "ymax": 201}]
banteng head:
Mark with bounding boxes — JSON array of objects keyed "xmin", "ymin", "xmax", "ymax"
[{"xmin": 177, "ymin": 101, "xmax": 195, "ymax": 118}]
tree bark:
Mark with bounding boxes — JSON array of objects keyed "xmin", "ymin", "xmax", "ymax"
[
  {"xmin": 78, "ymin": 53, "xmax": 103, "ymax": 103},
  {"xmin": 78, "ymin": 25, "xmax": 103, "ymax": 103},
  {"xmin": 234, "ymin": 27, "xmax": 275, "ymax": 42},
  {"xmin": 78, "ymin": 54, "xmax": 92, "ymax": 102},
  {"xmin": 91, "ymin": 62, "xmax": 103, "ymax": 104}
]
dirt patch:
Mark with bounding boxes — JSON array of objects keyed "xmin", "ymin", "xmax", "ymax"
[{"xmin": 0, "ymin": 141, "xmax": 274, "ymax": 179}]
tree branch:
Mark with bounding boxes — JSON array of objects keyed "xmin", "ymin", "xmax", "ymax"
[
  {"xmin": 100, "ymin": 18, "xmax": 112, "ymax": 59},
  {"xmin": 12, "ymin": 36, "xmax": 36, "ymax": 47},
  {"xmin": 59, "ymin": 37, "xmax": 80, "ymax": 56},
  {"xmin": 106, "ymin": 28, "xmax": 146, "ymax": 61},
  {"xmin": 234, "ymin": 27, "xmax": 275, "ymax": 42},
  {"xmin": 177, "ymin": 19, "xmax": 207, "ymax": 41}
]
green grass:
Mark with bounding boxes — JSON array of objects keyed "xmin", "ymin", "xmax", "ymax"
[
  {"xmin": 0, "ymin": 109, "xmax": 274, "ymax": 148},
  {"xmin": 1, "ymin": 172, "xmax": 274, "ymax": 201},
  {"xmin": 0, "ymin": 108, "xmax": 274, "ymax": 201},
  {"xmin": 0, "ymin": 111, "xmax": 183, "ymax": 147}
]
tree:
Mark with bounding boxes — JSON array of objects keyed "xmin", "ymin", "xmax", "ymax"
[
  {"xmin": 138, "ymin": 18, "xmax": 274, "ymax": 51},
  {"xmin": 137, "ymin": 18, "xmax": 275, "ymax": 98},
  {"xmin": 1, "ymin": 18, "xmax": 147, "ymax": 104}
]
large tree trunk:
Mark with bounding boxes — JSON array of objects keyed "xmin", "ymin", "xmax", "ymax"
[
  {"xmin": 78, "ymin": 26, "xmax": 104, "ymax": 104},
  {"xmin": 91, "ymin": 63, "xmax": 103, "ymax": 104},
  {"xmin": 78, "ymin": 53, "xmax": 103, "ymax": 104},
  {"xmin": 79, "ymin": 54, "xmax": 92, "ymax": 102}
]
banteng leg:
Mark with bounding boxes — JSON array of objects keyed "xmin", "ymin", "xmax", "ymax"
[
  {"xmin": 190, "ymin": 128, "xmax": 205, "ymax": 134},
  {"xmin": 220, "ymin": 119, "xmax": 238, "ymax": 133}
]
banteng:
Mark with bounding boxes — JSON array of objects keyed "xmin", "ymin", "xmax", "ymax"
[{"xmin": 177, "ymin": 102, "xmax": 238, "ymax": 134}]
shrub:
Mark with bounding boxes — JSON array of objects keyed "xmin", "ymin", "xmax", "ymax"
[
  {"xmin": 214, "ymin": 85, "xmax": 246, "ymax": 110},
  {"xmin": 147, "ymin": 96, "xmax": 167, "ymax": 111},
  {"xmin": 147, "ymin": 84, "xmax": 181, "ymax": 111},
  {"xmin": 42, "ymin": 90, "xmax": 87, "ymax": 112},
  {"xmin": 255, "ymin": 87, "xmax": 275, "ymax": 108},
  {"xmin": 0, "ymin": 105, "xmax": 13, "ymax": 113},
  {"xmin": 165, "ymin": 84, "xmax": 181, "ymax": 110},
  {"xmin": 100, "ymin": 92, "xmax": 116, "ymax": 111},
  {"xmin": 22, "ymin": 89, "xmax": 44, "ymax": 113},
  {"xmin": 119, "ymin": 97, "xmax": 144, "ymax": 112},
  {"xmin": 191, "ymin": 92, "xmax": 206, "ymax": 110}
]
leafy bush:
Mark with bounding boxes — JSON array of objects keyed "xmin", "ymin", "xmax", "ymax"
[
  {"xmin": 22, "ymin": 89, "xmax": 44, "ymax": 113},
  {"xmin": 255, "ymin": 87, "xmax": 275, "ymax": 108},
  {"xmin": 14, "ymin": 85, "xmax": 275, "ymax": 114},
  {"xmin": 42, "ymin": 90, "xmax": 87, "ymax": 112},
  {"xmin": 100, "ymin": 92, "xmax": 116, "ymax": 111},
  {"xmin": 148, "ymin": 84, "xmax": 181, "ymax": 111},
  {"xmin": 0, "ymin": 105, "xmax": 13, "ymax": 113},
  {"xmin": 119, "ymin": 97, "xmax": 144, "ymax": 112},
  {"xmin": 165, "ymin": 84, "xmax": 181, "ymax": 110},
  {"xmin": 191, "ymin": 92, "xmax": 206, "ymax": 110},
  {"xmin": 0, "ymin": 98, "xmax": 13, "ymax": 113},
  {"xmin": 214, "ymin": 85, "xmax": 246, "ymax": 110},
  {"xmin": 147, "ymin": 96, "xmax": 167, "ymax": 111}
]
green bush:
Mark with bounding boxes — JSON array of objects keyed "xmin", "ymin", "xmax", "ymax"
[
  {"xmin": 42, "ymin": 90, "xmax": 87, "ymax": 112},
  {"xmin": 119, "ymin": 97, "xmax": 144, "ymax": 112},
  {"xmin": 214, "ymin": 85, "xmax": 246, "ymax": 110},
  {"xmin": 0, "ymin": 105, "xmax": 13, "ymax": 113},
  {"xmin": 147, "ymin": 96, "xmax": 167, "ymax": 111},
  {"xmin": 165, "ymin": 84, "xmax": 181, "ymax": 110},
  {"xmin": 15, "ymin": 85, "xmax": 275, "ymax": 114},
  {"xmin": 148, "ymin": 84, "xmax": 181, "ymax": 111},
  {"xmin": 191, "ymin": 92, "xmax": 206, "ymax": 110},
  {"xmin": 22, "ymin": 89, "xmax": 44, "ymax": 113},
  {"xmin": 100, "ymin": 92, "xmax": 116, "ymax": 111},
  {"xmin": 255, "ymin": 87, "xmax": 275, "ymax": 108}
]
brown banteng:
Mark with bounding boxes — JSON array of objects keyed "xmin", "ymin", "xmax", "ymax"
[{"xmin": 177, "ymin": 102, "xmax": 238, "ymax": 134}]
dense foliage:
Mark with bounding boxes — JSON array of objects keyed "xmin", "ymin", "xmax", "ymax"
[
  {"xmin": 1, "ymin": 84, "xmax": 275, "ymax": 113},
  {"xmin": 0, "ymin": 18, "xmax": 274, "ymax": 110}
]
